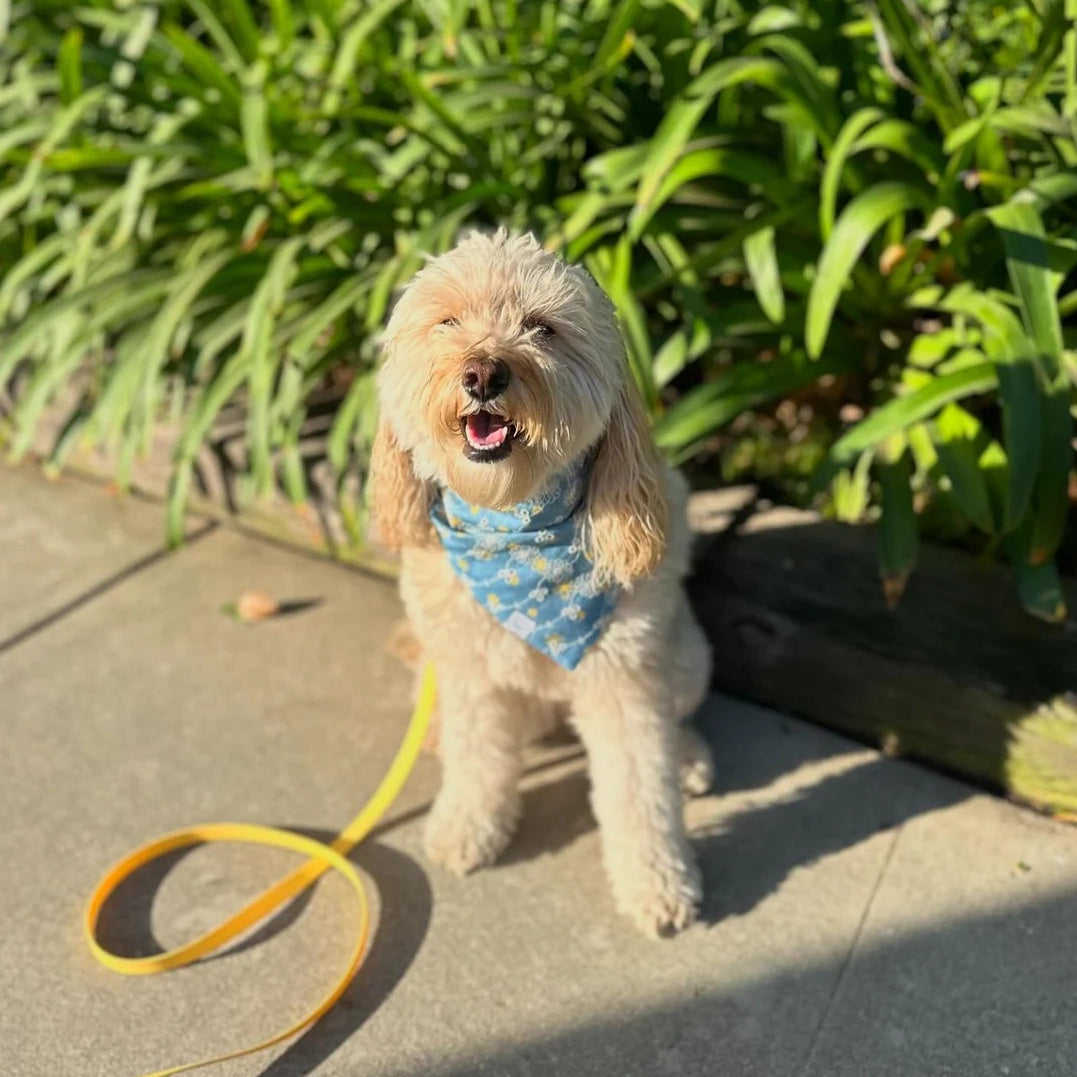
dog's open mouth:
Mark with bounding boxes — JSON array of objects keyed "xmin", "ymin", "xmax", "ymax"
[{"xmin": 462, "ymin": 410, "xmax": 516, "ymax": 462}]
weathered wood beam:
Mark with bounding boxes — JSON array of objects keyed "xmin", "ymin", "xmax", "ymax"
[{"xmin": 687, "ymin": 496, "xmax": 1077, "ymax": 815}]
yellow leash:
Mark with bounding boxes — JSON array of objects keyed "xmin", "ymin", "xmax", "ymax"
[{"xmin": 84, "ymin": 664, "xmax": 437, "ymax": 1077}]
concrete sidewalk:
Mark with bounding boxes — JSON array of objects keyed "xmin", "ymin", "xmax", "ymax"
[{"xmin": 2, "ymin": 463, "xmax": 1075, "ymax": 1077}]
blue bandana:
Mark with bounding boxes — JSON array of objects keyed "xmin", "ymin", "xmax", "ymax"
[{"xmin": 430, "ymin": 461, "xmax": 618, "ymax": 670}]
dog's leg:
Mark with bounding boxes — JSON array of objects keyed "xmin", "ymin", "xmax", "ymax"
[
  {"xmin": 670, "ymin": 596, "xmax": 711, "ymax": 719},
  {"xmin": 678, "ymin": 723, "xmax": 714, "ymax": 796},
  {"xmin": 571, "ymin": 675, "xmax": 701, "ymax": 936},
  {"xmin": 668, "ymin": 597, "xmax": 715, "ymax": 795},
  {"xmin": 424, "ymin": 676, "xmax": 525, "ymax": 875}
]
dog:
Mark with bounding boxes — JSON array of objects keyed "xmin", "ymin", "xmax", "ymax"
[{"xmin": 371, "ymin": 230, "xmax": 713, "ymax": 936}]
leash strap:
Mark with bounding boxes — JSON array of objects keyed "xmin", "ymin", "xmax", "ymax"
[{"xmin": 84, "ymin": 664, "xmax": 437, "ymax": 1077}]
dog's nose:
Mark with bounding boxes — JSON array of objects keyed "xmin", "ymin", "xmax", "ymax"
[{"xmin": 461, "ymin": 357, "xmax": 511, "ymax": 402}]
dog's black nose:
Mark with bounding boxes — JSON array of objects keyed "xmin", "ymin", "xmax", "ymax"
[{"xmin": 462, "ymin": 357, "xmax": 510, "ymax": 402}]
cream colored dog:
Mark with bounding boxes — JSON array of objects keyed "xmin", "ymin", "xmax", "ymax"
[{"xmin": 371, "ymin": 230, "xmax": 713, "ymax": 936}]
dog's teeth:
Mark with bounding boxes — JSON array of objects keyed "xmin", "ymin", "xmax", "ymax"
[{"xmin": 465, "ymin": 414, "xmax": 510, "ymax": 450}]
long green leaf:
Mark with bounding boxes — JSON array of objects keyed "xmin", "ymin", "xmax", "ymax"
[
  {"xmin": 241, "ymin": 80, "xmax": 273, "ymax": 189},
  {"xmin": 0, "ymin": 271, "xmax": 172, "ymax": 388},
  {"xmin": 743, "ymin": 226, "xmax": 784, "ymax": 324},
  {"xmin": 57, "ymin": 26, "xmax": 83, "ymax": 104},
  {"xmin": 246, "ymin": 237, "xmax": 305, "ymax": 495},
  {"xmin": 756, "ymin": 32, "xmax": 842, "ymax": 145},
  {"xmin": 651, "ymin": 330, "xmax": 689, "ymax": 391},
  {"xmin": 632, "ymin": 147, "xmax": 795, "ymax": 239},
  {"xmin": 806, "ymin": 182, "xmax": 932, "ymax": 358},
  {"xmin": 592, "ymin": 0, "xmax": 641, "ymax": 73},
  {"xmin": 327, "ymin": 369, "xmax": 378, "ymax": 473},
  {"xmin": 989, "ymin": 198, "xmax": 1065, "ymax": 372},
  {"xmin": 819, "ymin": 107, "xmax": 884, "ymax": 239},
  {"xmin": 655, "ymin": 352, "xmax": 849, "ymax": 460},
  {"xmin": 161, "ymin": 23, "xmax": 242, "ymax": 106},
  {"xmin": 876, "ymin": 451, "xmax": 919, "ymax": 609},
  {"xmin": 995, "ymin": 359, "xmax": 1044, "ymax": 531},
  {"xmin": 632, "ymin": 57, "xmax": 788, "ymax": 230},
  {"xmin": 323, "ymin": 0, "xmax": 410, "ymax": 111},
  {"xmin": 0, "ymin": 234, "xmax": 68, "ymax": 321},
  {"xmin": 219, "ymin": 0, "xmax": 260, "ymax": 62},
  {"xmin": 933, "ymin": 404, "xmax": 997, "ymax": 534},
  {"xmin": 929, "ymin": 286, "xmax": 1047, "ymax": 532},
  {"xmin": 1026, "ymin": 373, "xmax": 1074, "ymax": 564},
  {"xmin": 1012, "ymin": 560, "xmax": 1068, "ymax": 623},
  {"xmin": 936, "ymin": 285, "xmax": 1030, "ymax": 359},
  {"xmin": 829, "ymin": 364, "xmax": 998, "ymax": 468}
]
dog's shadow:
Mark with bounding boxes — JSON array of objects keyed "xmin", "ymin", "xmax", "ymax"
[
  {"xmin": 90, "ymin": 703, "xmax": 968, "ymax": 1076},
  {"xmin": 502, "ymin": 760, "xmax": 595, "ymax": 866},
  {"xmin": 494, "ymin": 697, "xmax": 967, "ymax": 924}
]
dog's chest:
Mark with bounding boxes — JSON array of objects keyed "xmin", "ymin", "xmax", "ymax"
[{"xmin": 400, "ymin": 546, "xmax": 579, "ymax": 700}]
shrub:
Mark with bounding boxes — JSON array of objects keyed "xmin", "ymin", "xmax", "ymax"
[{"xmin": 1, "ymin": 1, "xmax": 1074, "ymax": 616}]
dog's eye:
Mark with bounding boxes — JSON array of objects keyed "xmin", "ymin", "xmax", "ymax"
[
  {"xmin": 523, "ymin": 317, "xmax": 554, "ymax": 337},
  {"xmin": 439, "ymin": 316, "xmax": 459, "ymax": 327}
]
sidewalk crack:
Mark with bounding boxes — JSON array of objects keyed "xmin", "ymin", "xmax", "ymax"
[{"xmin": 795, "ymin": 821, "xmax": 904, "ymax": 1077}]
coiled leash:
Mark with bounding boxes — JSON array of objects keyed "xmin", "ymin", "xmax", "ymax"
[{"xmin": 84, "ymin": 664, "xmax": 437, "ymax": 1077}]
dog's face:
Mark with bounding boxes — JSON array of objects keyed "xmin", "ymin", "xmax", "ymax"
[
  {"xmin": 372, "ymin": 229, "xmax": 669, "ymax": 587},
  {"xmin": 377, "ymin": 230, "xmax": 624, "ymax": 508}
]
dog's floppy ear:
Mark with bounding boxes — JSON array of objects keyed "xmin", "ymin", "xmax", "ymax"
[
  {"xmin": 584, "ymin": 378, "xmax": 669, "ymax": 588},
  {"xmin": 369, "ymin": 419, "xmax": 436, "ymax": 550}
]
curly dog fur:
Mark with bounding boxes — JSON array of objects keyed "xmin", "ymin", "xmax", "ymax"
[{"xmin": 372, "ymin": 230, "xmax": 713, "ymax": 935}]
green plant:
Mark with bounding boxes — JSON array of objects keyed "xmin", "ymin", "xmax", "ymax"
[
  {"xmin": 2, "ymin": 0, "xmax": 657, "ymax": 543},
  {"xmin": 556, "ymin": 0, "xmax": 1077, "ymax": 618},
  {"xmin": 824, "ymin": 194, "xmax": 1076, "ymax": 618},
  {"xmin": 1, "ymin": 1, "xmax": 1074, "ymax": 617}
]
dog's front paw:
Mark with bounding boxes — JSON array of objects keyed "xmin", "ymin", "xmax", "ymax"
[
  {"xmin": 424, "ymin": 799, "xmax": 517, "ymax": 876},
  {"xmin": 610, "ymin": 850, "xmax": 702, "ymax": 938},
  {"xmin": 678, "ymin": 725, "xmax": 715, "ymax": 797},
  {"xmin": 679, "ymin": 754, "xmax": 715, "ymax": 797}
]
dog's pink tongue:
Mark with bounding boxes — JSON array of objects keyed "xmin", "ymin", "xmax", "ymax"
[{"xmin": 467, "ymin": 412, "xmax": 508, "ymax": 447}]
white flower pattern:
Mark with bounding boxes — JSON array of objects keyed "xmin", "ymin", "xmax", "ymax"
[{"xmin": 429, "ymin": 459, "xmax": 617, "ymax": 670}]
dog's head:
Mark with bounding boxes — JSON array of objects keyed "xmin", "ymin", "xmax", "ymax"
[{"xmin": 372, "ymin": 229, "xmax": 668, "ymax": 586}]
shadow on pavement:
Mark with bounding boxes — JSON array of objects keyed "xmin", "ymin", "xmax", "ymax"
[
  {"xmin": 92, "ymin": 837, "xmax": 433, "ymax": 1077},
  {"xmin": 91, "ymin": 700, "xmax": 972, "ymax": 1076},
  {"xmin": 414, "ymin": 883, "xmax": 1077, "ymax": 1077},
  {"xmin": 696, "ymin": 755, "xmax": 966, "ymax": 924},
  {"xmin": 503, "ymin": 699, "xmax": 969, "ymax": 925},
  {"xmin": 259, "ymin": 840, "xmax": 432, "ymax": 1077}
]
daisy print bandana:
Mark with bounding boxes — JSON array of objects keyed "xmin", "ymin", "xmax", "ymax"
[{"xmin": 430, "ymin": 460, "xmax": 618, "ymax": 670}]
